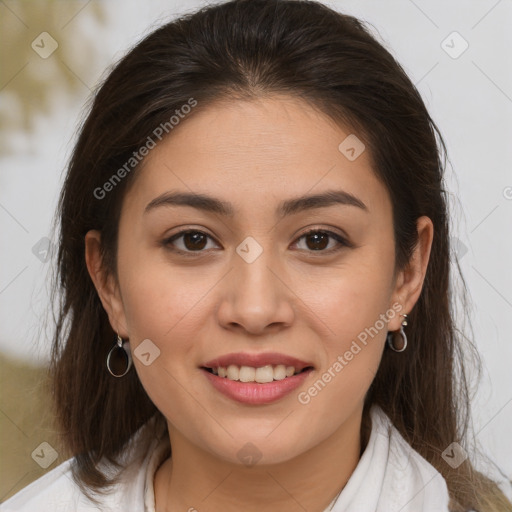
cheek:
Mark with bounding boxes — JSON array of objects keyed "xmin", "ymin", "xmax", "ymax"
[
  {"xmin": 302, "ymin": 250, "xmax": 395, "ymax": 351},
  {"xmin": 292, "ymin": 262, "xmax": 393, "ymax": 435},
  {"xmin": 117, "ymin": 251, "xmax": 224, "ymax": 406},
  {"xmin": 294, "ymin": 251, "xmax": 395, "ymax": 420},
  {"xmin": 118, "ymin": 248, "xmax": 215, "ymax": 343},
  {"xmin": 118, "ymin": 260, "xmax": 213, "ymax": 426}
]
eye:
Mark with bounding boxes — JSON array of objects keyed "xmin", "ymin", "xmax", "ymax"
[
  {"xmin": 163, "ymin": 229, "xmax": 219, "ymax": 254},
  {"xmin": 292, "ymin": 229, "xmax": 349, "ymax": 253},
  {"xmin": 163, "ymin": 227, "xmax": 349, "ymax": 256}
]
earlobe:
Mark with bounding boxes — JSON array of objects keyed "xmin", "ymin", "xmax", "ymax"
[
  {"xmin": 84, "ymin": 230, "xmax": 128, "ymax": 337},
  {"xmin": 389, "ymin": 216, "xmax": 434, "ymax": 329}
]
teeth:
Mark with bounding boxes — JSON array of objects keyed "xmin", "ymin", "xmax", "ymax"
[
  {"xmin": 210, "ymin": 364, "xmax": 304, "ymax": 383},
  {"xmin": 255, "ymin": 365, "xmax": 274, "ymax": 383},
  {"xmin": 239, "ymin": 366, "xmax": 255, "ymax": 382},
  {"xmin": 273, "ymin": 365, "xmax": 287, "ymax": 380},
  {"xmin": 227, "ymin": 364, "xmax": 240, "ymax": 380}
]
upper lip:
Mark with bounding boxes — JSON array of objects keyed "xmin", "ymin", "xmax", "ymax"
[{"xmin": 202, "ymin": 352, "xmax": 314, "ymax": 371}]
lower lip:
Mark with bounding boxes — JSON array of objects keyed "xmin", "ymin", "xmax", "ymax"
[{"xmin": 201, "ymin": 368, "xmax": 313, "ymax": 405}]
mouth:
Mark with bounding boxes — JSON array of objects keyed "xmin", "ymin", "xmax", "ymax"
[
  {"xmin": 200, "ymin": 352, "xmax": 315, "ymax": 404},
  {"xmin": 201, "ymin": 364, "xmax": 314, "ymax": 383},
  {"xmin": 201, "ymin": 351, "xmax": 314, "ymax": 382}
]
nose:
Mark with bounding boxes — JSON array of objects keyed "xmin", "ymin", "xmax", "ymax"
[{"xmin": 216, "ymin": 245, "xmax": 295, "ymax": 336}]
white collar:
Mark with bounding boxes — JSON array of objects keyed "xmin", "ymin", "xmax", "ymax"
[{"xmin": 326, "ymin": 405, "xmax": 450, "ymax": 511}]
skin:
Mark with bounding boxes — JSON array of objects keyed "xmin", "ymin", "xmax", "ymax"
[{"xmin": 85, "ymin": 95, "xmax": 433, "ymax": 512}]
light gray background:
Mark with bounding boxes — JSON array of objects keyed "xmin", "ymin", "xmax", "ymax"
[{"xmin": 1, "ymin": 0, "xmax": 511, "ymax": 497}]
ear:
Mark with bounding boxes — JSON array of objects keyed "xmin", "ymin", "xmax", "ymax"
[
  {"xmin": 84, "ymin": 230, "xmax": 129, "ymax": 338},
  {"xmin": 388, "ymin": 216, "xmax": 434, "ymax": 330}
]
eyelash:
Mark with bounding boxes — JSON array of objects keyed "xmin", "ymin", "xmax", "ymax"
[{"xmin": 162, "ymin": 228, "xmax": 350, "ymax": 257}]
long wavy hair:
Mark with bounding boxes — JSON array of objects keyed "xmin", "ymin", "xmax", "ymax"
[{"xmin": 48, "ymin": 0, "xmax": 511, "ymax": 510}]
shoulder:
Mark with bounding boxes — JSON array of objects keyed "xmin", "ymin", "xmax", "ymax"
[
  {"xmin": 0, "ymin": 459, "xmax": 101, "ymax": 512},
  {"xmin": 369, "ymin": 405, "xmax": 451, "ymax": 510},
  {"xmin": 0, "ymin": 416, "xmax": 169, "ymax": 512},
  {"xmin": 372, "ymin": 406, "xmax": 445, "ymax": 480}
]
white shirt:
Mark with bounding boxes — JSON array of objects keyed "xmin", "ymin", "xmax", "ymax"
[{"xmin": 0, "ymin": 405, "xmax": 450, "ymax": 511}]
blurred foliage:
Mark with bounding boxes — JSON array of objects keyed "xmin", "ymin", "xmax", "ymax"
[
  {"xmin": 0, "ymin": 2, "xmax": 108, "ymax": 500},
  {"xmin": 0, "ymin": 0, "xmax": 106, "ymax": 154},
  {"xmin": 0, "ymin": 351, "xmax": 70, "ymax": 502}
]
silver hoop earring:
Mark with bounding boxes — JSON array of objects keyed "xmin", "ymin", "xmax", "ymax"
[
  {"xmin": 106, "ymin": 334, "xmax": 133, "ymax": 377},
  {"xmin": 386, "ymin": 314, "xmax": 408, "ymax": 352}
]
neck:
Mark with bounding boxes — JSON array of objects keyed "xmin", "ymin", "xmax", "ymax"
[{"xmin": 154, "ymin": 407, "xmax": 366, "ymax": 512}]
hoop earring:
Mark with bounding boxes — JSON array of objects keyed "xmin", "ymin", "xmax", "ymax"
[
  {"xmin": 386, "ymin": 314, "xmax": 408, "ymax": 352},
  {"xmin": 106, "ymin": 334, "xmax": 133, "ymax": 377}
]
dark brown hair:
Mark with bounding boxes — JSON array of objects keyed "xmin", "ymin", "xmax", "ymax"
[{"xmin": 49, "ymin": 0, "xmax": 511, "ymax": 509}]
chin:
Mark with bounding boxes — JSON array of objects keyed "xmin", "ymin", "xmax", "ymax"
[{"xmin": 198, "ymin": 430, "xmax": 312, "ymax": 468}]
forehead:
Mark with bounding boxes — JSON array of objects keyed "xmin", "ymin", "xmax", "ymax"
[{"xmin": 123, "ymin": 95, "xmax": 389, "ymax": 219}]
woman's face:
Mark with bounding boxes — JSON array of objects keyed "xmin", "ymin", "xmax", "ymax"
[{"xmin": 90, "ymin": 95, "xmax": 429, "ymax": 465}]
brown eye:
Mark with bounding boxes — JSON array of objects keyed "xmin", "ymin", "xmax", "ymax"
[
  {"xmin": 164, "ymin": 230, "xmax": 218, "ymax": 253},
  {"xmin": 294, "ymin": 229, "xmax": 348, "ymax": 253},
  {"xmin": 163, "ymin": 228, "xmax": 349, "ymax": 256},
  {"xmin": 304, "ymin": 232, "xmax": 329, "ymax": 250},
  {"xmin": 182, "ymin": 231, "xmax": 208, "ymax": 250}
]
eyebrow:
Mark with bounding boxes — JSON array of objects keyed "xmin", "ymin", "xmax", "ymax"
[{"xmin": 144, "ymin": 189, "xmax": 368, "ymax": 217}]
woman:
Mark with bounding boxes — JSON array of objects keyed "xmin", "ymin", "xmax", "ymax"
[{"xmin": 1, "ymin": 0, "xmax": 510, "ymax": 511}]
